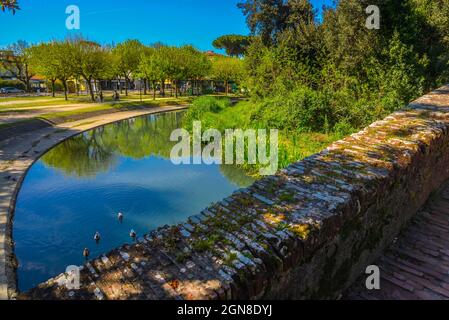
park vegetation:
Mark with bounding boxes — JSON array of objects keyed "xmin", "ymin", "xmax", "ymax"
[
  {"xmin": 1, "ymin": 38, "xmax": 244, "ymax": 101},
  {"xmin": 184, "ymin": 0, "xmax": 449, "ymax": 175},
  {"xmin": 3, "ymin": 0, "xmax": 449, "ymax": 176},
  {"xmin": 234, "ymin": 0, "xmax": 449, "ymax": 133}
]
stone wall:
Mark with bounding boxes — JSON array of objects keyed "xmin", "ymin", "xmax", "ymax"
[{"xmin": 25, "ymin": 86, "xmax": 449, "ymax": 300}]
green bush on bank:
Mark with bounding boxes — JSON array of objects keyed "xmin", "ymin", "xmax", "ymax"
[
  {"xmin": 184, "ymin": 96, "xmax": 350, "ymax": 176},
  {"xmin": 183, "ymin": 96, "xmax": 233, "ymax": 130}
]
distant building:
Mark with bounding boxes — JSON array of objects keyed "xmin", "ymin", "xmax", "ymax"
[
  {"xmin": 30, "ymin": 75, "xmax": 46, "ymax": 91},
  {"xmin": 204, "ymin": 50, "xmax": 223, "ymax": 58}
]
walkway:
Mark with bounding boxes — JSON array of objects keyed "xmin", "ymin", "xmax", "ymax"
[{"xmin": 346, "ymin": 182, "xmax": 449, "ymax": 300}]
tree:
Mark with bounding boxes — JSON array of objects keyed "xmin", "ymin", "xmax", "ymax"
[
  {"xmin": 29, "ymin": 43, "xmax": 58, "ymax": 97},
  {"xmin": 29, "ymin": 41, "xmax": 76, "ymax": 99},
  {"xmin": 1, "ymin": 0, "xmax": 19, "ymax": 13},
  {"xmin": 112, "ymin": 40, "xmax": 144, "ymax": 96},
  {"xmin": 211, "ymin": 56, "xmax": 244, "ymax": 95},
  {"xmin": 71, "ymin": 39, "xmax": 112, "ymax": 101},
  {"xmin": 239, "ymin": 0, "xmax": 449, "ymax": 133},
  {"xmin": 212, "ymin": 34, "xmax": 252, "ymax": 57},
  {"xmin": 237, "ymin": 0, "xmax": 288, "ymax": 45},
  {"xmin": 0, "ymin": 40, "xmax": 35, "ymax": 91},
  {"xmin": 237, "ymin": 0, "xmax": 314, "ymax": 45},
  {"xmin": 158, "ymin": 46, "xmax": 191, "ymax": 98},
  {"xmin": 182, "ymin": 46, "xmax": 211, "ymax": 96},
  {"xmin": 137, "ymin": 46, "xmax": 166, "ymax": 100}
]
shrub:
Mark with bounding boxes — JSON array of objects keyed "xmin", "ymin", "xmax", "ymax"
[
  {"xmin": 252, "ymin": 86, "xmax": 333, "ymax": 132},
  {"xmin": 183, "ymin": 96, "xmax": 232, "ymax": 130}
]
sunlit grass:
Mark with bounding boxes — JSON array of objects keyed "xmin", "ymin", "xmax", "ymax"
[
  {"xmin": 184, "ymin": 98, "xmax": 344, "ymax": 177},
  {"xmin": 37, "ymin": 98, "xmax": 192, "ymax": 122}
]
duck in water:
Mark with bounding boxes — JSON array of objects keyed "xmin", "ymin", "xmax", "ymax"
[
  {"xmin": 94, "ymin": 231, "xmax": 101, "ymax": 244},
  {"xmin": 118, "ymin": 212, "xmax": 124, "ymax": 223},
  {"xmin": 130, "ymin": 229, "xmax": 137, "ymax": 241},
  {"xmin": 83, "ymin": 248, "xmax": 90, "ymax": 260}
]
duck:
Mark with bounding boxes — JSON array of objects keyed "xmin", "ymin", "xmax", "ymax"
[
  {"xmin": 118, "ymin": 212, "xmax": 124, "ymax": 222},
  {"xmin": 83, "ymin": 248, "xmax": 90, "ymax": 259},
  {"xmin": 130, "ymin": 229, "xmax": 137, "ymax": 239},
  {"xmin": 94, "ymin": 231, "xmax": 101, "ymax": 243}
]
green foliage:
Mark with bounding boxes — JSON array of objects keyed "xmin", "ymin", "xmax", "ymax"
[
  {"xmin": 239, "ymin": 0, "xmax": 449, "ymax": 132},
  {"xmin": 183, "ymin": 96, "xmax": 232, "ymax": 130},
  {"xmin": 237, "ymin": 0, "xmax": 315, "ymax": 45},
  {"xmin": 252, "ymin": 86, "xmax": 332, "ymax": 132},
  {"xmin": 210, "ymin": 56, "xmax": 245, "ymax": 94},
  {"xmin": 71, "ymin": 38, "xmax": 114, "ymax": 100},
  {"xmin": 183, "ymin": 96, "xmax": 341, "ymax": 176},
  {"xmin": 212, "ymin": 34, "xmax": 252, "ymax": 57},
  {"xmin": 29, "ymin": 40, "xmax": 77, "ymax": 99},
  {"xmin": 112, "ymin": 39, "xmax": 144, "ymax": 94},
  {"xmin": 0, "ymin": 40, "xmax": 35, "ymax": 91}
]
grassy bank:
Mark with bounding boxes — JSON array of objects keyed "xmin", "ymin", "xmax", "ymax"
[
  {"xmin": 0, "ymin": 95, "xmax": 195, "ymax": 111},
  {"xmin": 38, "ymin": 97, "xmax": 192, "ymax": 122},
  {"xmin": 183, "ymin": 96, "xmax": 350, "ymax": 177},
  {"xmin": 0, "ymin": 97, "xmax": 192, "ymax": 133}
]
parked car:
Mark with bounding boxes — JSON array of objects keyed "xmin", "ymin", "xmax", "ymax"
[{"xmin": 0, "ymin": 87, "xmax": 26, "ymax": 94}]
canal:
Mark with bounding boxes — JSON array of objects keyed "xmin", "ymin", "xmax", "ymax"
[{"xmin": 13, "ymin": 110, "xmax": 255, "ymax": 291}]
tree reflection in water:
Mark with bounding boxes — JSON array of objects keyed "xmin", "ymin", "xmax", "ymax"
[{"xmin": 41, "ymin": 111, "xmax": 255, "ymax": 188}]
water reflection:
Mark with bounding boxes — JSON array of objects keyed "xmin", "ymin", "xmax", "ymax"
[
  {"xmin": 14, "ymin": 111, "xmax": 255, "ymax": 291},
  {"xmin": 42, "ymin": 112, "xmax": 185, "ymax": 178}
]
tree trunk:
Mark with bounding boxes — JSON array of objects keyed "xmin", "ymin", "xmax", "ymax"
[
  {"xmin": 51, "ymin": 80, "xmax": 56, "ymax": 98},
  {"xmin": 125, "ymin": 78, "xmax": 129, "ymax": 96},
  {"xmin": 62, "ymin": 80, "xmax": 68, "ymax": 101},
  {"xmin": 153, "ymin": 81, "xmax": 156, "ymax": 100},
  {"xmin": 25, "ymin": 78, "xmax": 31, "ymax": 93},
  {"xmin": 86, "ymin": 78, "xmax": 95, "ymax": 102},
  {"xmin": 225, "ymin": 80, "xmax": 229, "ymax": 95},
  {"xmin": 144, "ymin": 79, "xmax": 148, "ymax": 95},
  {"xmin": 175, "ymin": 80, "xmax": 178, "ymax": 98}
]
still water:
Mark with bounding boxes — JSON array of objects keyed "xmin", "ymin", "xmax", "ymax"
[{"xmin": 13, "ymin": 111, "xmax": 255, "ymax": 291}]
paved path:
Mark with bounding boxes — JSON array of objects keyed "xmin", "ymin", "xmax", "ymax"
[
  {"xmin": 0, "ymin": 104, "xmax": 188, "ymax": 299},
  {"xmin": 346, "ymin": 182, "xmax": 449, "ymax": 300}
]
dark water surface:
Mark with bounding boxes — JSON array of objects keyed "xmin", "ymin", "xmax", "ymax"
[{"xmin": 13, "ymin": 111, "xmax": 255, "ymax": 291}]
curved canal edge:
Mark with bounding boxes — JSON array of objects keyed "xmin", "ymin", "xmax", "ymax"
[{"xmin": 0, "ymin": 104, "xmax": 189, "ymax": 299}]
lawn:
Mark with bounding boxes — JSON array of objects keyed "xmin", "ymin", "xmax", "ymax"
[
  {"xmin": 0, "ymin": 94, "xmax": 194, "ymax": 111},
  {"xmin": 37, "ymin": 97, "xmax": 192, "ymax": 122}
]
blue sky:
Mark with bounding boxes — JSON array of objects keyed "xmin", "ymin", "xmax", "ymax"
[{"xmin": 0, "ymin": 0, "xmax": 334, "ymax": 51}]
